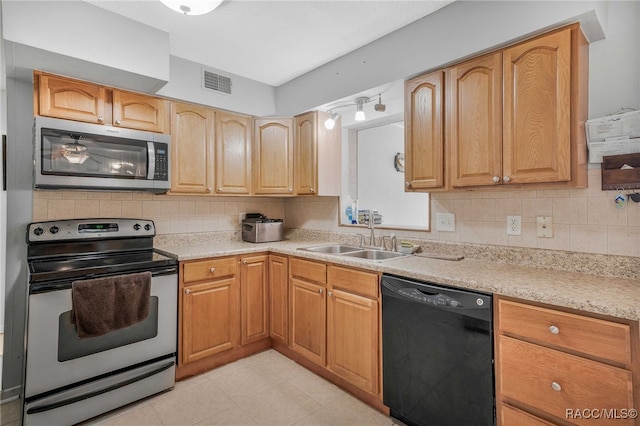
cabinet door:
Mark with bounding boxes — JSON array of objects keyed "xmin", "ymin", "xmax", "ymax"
[
  {"xmin": 269, "ymin": 255, "xmax": 289, "ymax": 345},
  {"xmin": 215, "ymin": 111, "xmax": 252, "ymax": 194},
  {"xmin": 327, "ymin": 289, "xmax": 379, "ymax": 394},
  {"xmin": 294, "ymin": 111, "xmax": 318, "ymax": 195},
  {"xmin": 254, "ymin": 118, "xmax": 294, "ymax": 195},
  {"xmin": 503, "ymin": 28, "xmax": 571, "ymax": 184},
  {"xmin": 240, "ymin": 255, "xmax": 269, "ymax": 345},
  {"xmin": 290, "ymin": 277, "xmax": 326, "ymax": 365},
  {"xmin": 38, "ymin": 74, "xmax": 106, "ymax": 124},
  {"xmin": 113, "ymin": 90, "xmax": 167, "ymax": 133},
  {"xmin": 182, "ymin": 277, "xmax": 239, "ymax": 364},
  {"xmin": 170, "ymin": 102, "xmax": 215, "ymax": 194},
  {"xmin": 448, "ymin": 52, "xmax": 503, "ymax": 187},
  {"xmin": 404, "ymin": 71, "xmax": 444, "ymax": 190}
]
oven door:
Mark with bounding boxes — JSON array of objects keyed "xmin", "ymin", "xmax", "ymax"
[{"xmin": 25, "ymin": 271, "xmax": 177, "ymax": 399}]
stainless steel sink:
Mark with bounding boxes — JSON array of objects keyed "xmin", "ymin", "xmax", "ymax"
[
  {"xmin": 341, "ymin": 249, "xmax": 408, "ymax": 261},
  {"xmin": 298, "ymin": 244, "xmax": 363, "ymax": 254},
  {"xmin": 297, "ymin": 244, "xmax": 410, "ymax": 262}
]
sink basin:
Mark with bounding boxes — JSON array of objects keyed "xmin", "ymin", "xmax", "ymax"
[
  {"xmin": 298, "ymin": 244, "xmax": 363, "ymax": 254},
  {"xmin": 341, "ymin": 249, "xmax": 409, "ymax": 262}
]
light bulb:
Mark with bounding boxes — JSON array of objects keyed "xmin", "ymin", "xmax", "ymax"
[
  {"xmin": 354, "ymin": 110, "xmax": 366, "ymax": 121},
  {"xmin": 324, "ymin": 112, "xmax": 339, "ymax": 130}
]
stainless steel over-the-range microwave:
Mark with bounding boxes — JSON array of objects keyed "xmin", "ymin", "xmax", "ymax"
[{"xmin": 34, "ymin": 116, "xmax": 170, "ymax": 192}]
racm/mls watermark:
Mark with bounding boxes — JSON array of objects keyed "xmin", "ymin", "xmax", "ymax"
[{"xmin": 566, "ymin": 408, "xmax": 638, "ymax": 420}]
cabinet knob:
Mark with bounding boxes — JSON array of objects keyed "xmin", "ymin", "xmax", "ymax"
[
  {"xmin": 209, "ymin": 267, "xmax": 216, "ymax": 273},
  {"xmin": 492, "ymin": 176, "xmax": 500, "ymax": 183},
  {"xmin": 242, "ymin": 260, "xmax": 248, "ymax": 265},
  {"xmin": 115, "ymin": 119, "xmax": 122, "ymax": 125},
  {"xmin": 310, "ymin": 187, "xmax": 315, "ymax": 193},
  {"xmin": 207, "ymin": 187, "xmax": 212, "ymax": 193},
  {"xmin": 185, "ymin": 288, "xmax": 192, "ymax": 294},
  {"xmin": 218, "ymin": 187, "xmax": 222, "ymax": 192},
  {"xmin": 405, "ymin": 182, "xmax": 411, "ymax": 188},
  {"xmin": 549, "ymin": 325, "xmax": 560, "ymax": 334},
  {"xmin": 328, "ymin": 291, "xmax": 333, "ymax": 297},
  {"xmin": 289, "ymin": 188, "xmax": 293, "ymax": 193},
  {"xmin": 551, "ymin": 381, "xmax": 562, "ymax": 392},
  {"xmin": 318, "ymin": 288, "xmax": 324, "ymax": 294},
  {"xmin": 503, "ymin": 176, "xmax": 511, "ymax": 183},
  {"xmin": 97, "ymin": 116, "xmax": 104, "ymax": 123}
]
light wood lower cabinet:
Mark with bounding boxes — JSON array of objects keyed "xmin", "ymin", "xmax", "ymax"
[
  {"xmin": 495, "ymin": 296, "xmax": 638, "ymax": 426},
  {"xmin": 240, "ymin": 254, "xmax": 269, "ymax": 345},
  {"xmin": 181, "ymin": 257, "xmax": 239, "ymax": 364},
  {"xmin": 289, "ymin": 258, "xmax": 380, "ymax": 395},
  {"xmin": 269, "ymin": 255, "xmax": 289, "ymax": 345}
]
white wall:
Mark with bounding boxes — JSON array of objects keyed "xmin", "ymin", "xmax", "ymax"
[
  {"xmin": 276, "ymin": 1, "xmax": 608, "ymax": 116},
  {"xmin": 2, "ymin": 0, "xmax": 169, "ymax": 92},
  {"xmin": 157, "ymin": 56, "xmax": 276, "ymax": 117},
  {"xmin": 356, "ymin": 123, "xmax": 428, "ymax": 229}
]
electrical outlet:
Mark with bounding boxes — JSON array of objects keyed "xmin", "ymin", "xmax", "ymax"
[
  {"xmin": 238, "ymin": 212, "xmax": 246, "ymax": 225},
  {"xmin": 507, "ymin": 216, "xmax": 522, "ymax": 236},
  {"xmin": 537, "ymin": 216, "xmax": 553, "ymax": 238},
  {"xmin": 436, "ymin": 213, "xmax": 455, "ymax": 232}
]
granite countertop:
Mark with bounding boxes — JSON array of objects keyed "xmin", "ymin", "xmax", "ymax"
[{"xmin": 156, "ymin": 239, "xmax": 640, "ymax": 322}]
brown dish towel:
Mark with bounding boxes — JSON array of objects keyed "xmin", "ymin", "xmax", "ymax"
[{"xmin": 71, "ymin": 271, "xmax": 152, "ymax": 339}]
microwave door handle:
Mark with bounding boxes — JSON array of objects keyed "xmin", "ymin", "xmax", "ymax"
[{"xmin": 147, "ymin": 142, "xmax": 156, "ymax": 180}]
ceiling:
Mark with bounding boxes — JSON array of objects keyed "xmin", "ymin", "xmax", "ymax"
[{"xmin": 87, "ymin": 0, "xmax": 454, "ymax": 87}]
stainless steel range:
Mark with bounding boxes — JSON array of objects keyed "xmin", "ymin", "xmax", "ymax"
[{"xmin": 23, "ymin": 218, "xmax": 178, "ymax": 426}]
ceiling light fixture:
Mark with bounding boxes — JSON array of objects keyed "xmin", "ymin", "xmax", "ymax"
[
  {"xmin": 374, "ymin": 94, "xmax": 386, "ymax": 112},
  {"xmin": 324, "ymin": 111, "xmax": 340, "ymax": 130},
  {"xmin": 355, "ymin": 97, "xmax": 368, "ymax": 122},
  {"xmin": 160, "ymin": 0, "xmax": 224, "ymax": 15}
]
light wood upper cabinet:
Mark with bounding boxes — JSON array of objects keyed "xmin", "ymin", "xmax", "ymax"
[
  {"xmin": 253, "ymin": 118, "xmax": 294, "ymax": 195},
  {"xmin": 38, "ymin": 73, "xmax": 107, "ymax": 124},
  {"xmin": 170, "ymin": 102, "xmax": 215, "ymax": 194},
  {"xmin": 447, "ymin": 52, "xmax": 503, "ymax": 187},
  {"xmin": 112, "ymin": 90, "xmax": 168, "ymax": 133},
  {"xmin": 293, "ymin": 111, "xmax": 341, "ymax": 196},
  {"xmin": 240, "ymin": 255, "xmax": 270, "ymax": 345},
  {"xmin": 294, "ymin": 111, "xmax": 318, "ymax": 195},
  {"xmin": 502, "ymin": 28, "xmax": 572, "ymax": 185},
  {"xmin": 404, "ymin": 70, "xmax": 444, "ymax": 190},
  {"xmin": 215, "ymin": 111, "xmax": 252, "ymax": 195},
  {"xmin": 36, "ymin": 72, "xmax": 168, "ymax": 133}
]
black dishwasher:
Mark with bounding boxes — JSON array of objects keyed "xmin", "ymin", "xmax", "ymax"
[{"xmin": 381, "ymin": 274, "xmax": 495, "ymax": 426}]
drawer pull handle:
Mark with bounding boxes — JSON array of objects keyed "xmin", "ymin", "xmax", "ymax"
[
  {"xmin": 551, "ymin": 381, "xmax": 562, "ymax": 392},
  {"xmin": 209, "ymin": 267, "xmax": 216, "ymax": 273},
  {"xmin": 549, "ymin": 325, "xmax": 560, "ymax": 334}
]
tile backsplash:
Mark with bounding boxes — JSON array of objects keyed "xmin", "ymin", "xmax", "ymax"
[
  {"xmin": 32, "ymin": 191, "xmax": 285, "ymax": 235},
  {"xmin": 284, "ymin": 169, "xmax": 640, "ymax": 258},
  {"xmin": 33, "ymin": 169, "xmax": 640, "ymax": 257}
]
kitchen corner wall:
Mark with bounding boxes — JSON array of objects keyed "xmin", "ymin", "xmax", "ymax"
[
  {"xmin": 285, "ymin": 168, "xmax": 640, "ymax": 258},
  {"xmin": 32, "ymin": 191, "xmax": 285, "ymax": 235}
]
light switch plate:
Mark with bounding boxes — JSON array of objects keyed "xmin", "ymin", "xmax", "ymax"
[
  {"xmin": 436, "ymin": 213, "xmax": 456, "ymax": 232},
  {"xmin": 537, "ymin": 216, "xmax": 553, "ymax": 238}
]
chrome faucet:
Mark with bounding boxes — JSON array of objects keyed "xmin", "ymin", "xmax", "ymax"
[{"xmin": 356, "ymin": 233, "xmax": 365, "ymax": 248}]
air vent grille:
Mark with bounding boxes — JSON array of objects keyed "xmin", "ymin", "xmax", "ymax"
[{"xmin": 203, "ymin": 70, "xmax": 232, "ymax": 94}]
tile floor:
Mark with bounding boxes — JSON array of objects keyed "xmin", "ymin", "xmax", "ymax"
[{"xmin": 1, "ymin": 349, "xmax": 401, "ymax": 426}]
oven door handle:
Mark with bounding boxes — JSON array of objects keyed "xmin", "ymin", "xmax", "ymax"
[{"xmin": 25, "ymin": 360, "xmax": 175, "ymax": 415}]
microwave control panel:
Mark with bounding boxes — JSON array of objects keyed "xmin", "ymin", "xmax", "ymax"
[{"xmin": 153, "ymin": 142, "xmax": 169, "ymax": 181}]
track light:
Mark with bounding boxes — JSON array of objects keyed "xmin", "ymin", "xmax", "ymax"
[
  {"xmin": 324, "ymin": 112, "xmax": 339, "ymax": 130},
  {"xmin": 374, "ymin": 94, "xmax": 386, "ymax": 112},
  {"xmin": 355, "ymin": 97, "xmax": 367, "ymax": 122}
]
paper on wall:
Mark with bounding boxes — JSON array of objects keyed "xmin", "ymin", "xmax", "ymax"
[{"xmin": 586, "ymin": 110, "xmax": 640, "ymax": 163}]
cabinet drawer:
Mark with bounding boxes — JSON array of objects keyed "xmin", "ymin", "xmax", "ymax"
[
  {"xmin": 498, "ymin": 299, "xmax": 631, "ymax": 365},
  {"xmin": 290, "ymin": 258, "xmax": 326, "ymax": 284},
  {"xmin": 183, "ymin": 257, "xmax": 237, "ymax": 284},
  {"xmin": 500, "ymin": 404, "xmax": 556, "ymax": 426},
  {"xmin": 499, "ymin": 336, "xmax": 634, "ymax": 426},
  {"xmin": 328, "ymin": 266, "xmax": 378, "ymax": 298}
]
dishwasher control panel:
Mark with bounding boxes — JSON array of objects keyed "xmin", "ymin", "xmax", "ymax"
[{"xmin": 398, "ymin": 288, "xmax": 462, "ymax": 307}]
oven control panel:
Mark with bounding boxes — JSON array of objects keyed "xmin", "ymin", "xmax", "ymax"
[{"xmin": 27, "ymin": 219, "xmax": 156, "ymax": 242}]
